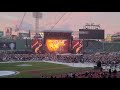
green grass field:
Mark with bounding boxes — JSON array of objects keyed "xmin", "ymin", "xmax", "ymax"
[{"xmin": 0, "ymin": 62, "xmax": 92, "ymax": 78}]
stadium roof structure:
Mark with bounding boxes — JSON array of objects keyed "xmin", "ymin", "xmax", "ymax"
[{"xmin": 41, "ymin": 30, "xmax": 73, "ymax": 33}]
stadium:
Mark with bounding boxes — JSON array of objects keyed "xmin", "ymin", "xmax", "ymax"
[{"xmin": 0, "ymin": 12, "xmax": 120, "ymax": 78}]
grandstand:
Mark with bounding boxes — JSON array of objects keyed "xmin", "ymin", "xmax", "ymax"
[
  {"xmin": 83, "ymin": 40, "xmax": 103, "ymax": 53},
  {"xmin": 0, "ymin": 37, "xmax": 31, "ymax": 51},
  {"xmin": 104, "ymin": 42, "xmax": 120, "ymax": 52},
  {"xmin": 83, "ymin": 40, "xmax": 120, "ymax": 53}
]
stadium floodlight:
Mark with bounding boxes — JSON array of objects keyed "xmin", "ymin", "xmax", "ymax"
[{"xmin": 32, "ymin": 12, "xmax": 43, "ymax": 34}]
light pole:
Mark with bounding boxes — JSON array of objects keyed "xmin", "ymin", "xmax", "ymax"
[{"xmin": 32, "ymin": 12, "xmax": 42, "ymax": 34}]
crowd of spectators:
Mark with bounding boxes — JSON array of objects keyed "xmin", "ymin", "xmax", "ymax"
[
  {"xmin": 83, "ymin": 53, "xmax": 120, "ymax": 65},
  {"xmin": 42, "ymin": 69, "xmax": 118, "ymax": 78},
  {"xmin": 0, "ymin": 51, "xmax": 120, "ymax": 65},
  {"xmin": 0, "ymin": 54, "xmax": 44, "ymax": 62},
  {"xmin": 0, "ymin": 51, "xmax": 120, "ymax": 78}
]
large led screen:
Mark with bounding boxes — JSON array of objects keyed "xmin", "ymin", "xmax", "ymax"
[
  {"xmin": 31, "ymin": 39, "xmax": 43, "ymax": 54},
  {"xmin": 45, "ymin": 39, "xmax": 69, "ymax": 53}
]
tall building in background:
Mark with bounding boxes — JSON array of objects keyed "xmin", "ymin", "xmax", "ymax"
[
  {"xmin": 111, "ymin": 32, "xmax": 120, "ymax": 42},
  {"xmin": 5, "ymin": 27, "xmax": 12, "ymax": 38},
  {"xmin": 105, "ymin": 34, "xmax": 112, "ymax": 42}
]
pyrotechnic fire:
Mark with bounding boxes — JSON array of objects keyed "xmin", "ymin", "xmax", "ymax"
[{"xmin": 46, "ymin": 39, "xmax": 65, "ymax": 52}]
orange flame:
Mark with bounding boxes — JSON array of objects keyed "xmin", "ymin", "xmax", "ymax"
[{"xmin": 46, "ymin": 39, "xmax": 65, "ymax": 52}]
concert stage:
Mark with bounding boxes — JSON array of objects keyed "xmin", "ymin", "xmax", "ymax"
[{"xmin": 32, "ymin": 30, "xmax": 73, "ymax": 54}]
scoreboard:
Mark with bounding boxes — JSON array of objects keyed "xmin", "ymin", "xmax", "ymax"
[{"xmin": 79, "ymin": 29, "xmax": 105, "ymax": 39}]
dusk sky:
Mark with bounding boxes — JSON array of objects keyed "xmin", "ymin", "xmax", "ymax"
[{"xmin": 0, "ymin": 12, "xmax": 120, "ymax": 36}]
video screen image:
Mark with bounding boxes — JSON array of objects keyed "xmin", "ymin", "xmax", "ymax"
[
  {"xmin": 31, "ymin": 39, "xmax": 43, "ymax": 54},
  {"xmin": 45, "ymin": 39, "xmax": 69, "ymax": 53},
  {"xmin": 72, "ymin": 40, "xmax": 83, "ymax": 54}
]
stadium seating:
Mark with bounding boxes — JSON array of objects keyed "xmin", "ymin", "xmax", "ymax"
[
  {"xmin": 104, "ymin": 42, "xmax": 120, "ymax": 52},
  {"xmin": 0, "ymin": 38, "xmax": 31, "ymax": 51},
  {"xmin": 83, "ymin": 40, "xmax": 120, "ymax": 53},
  {"xmin": 83, "ymin": 40, "xmax": 103, "ymax": 53}
]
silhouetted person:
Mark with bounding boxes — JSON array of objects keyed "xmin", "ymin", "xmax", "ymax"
[
  {"xmin": 108, "ymin": 75, "xmax": 111, "ymax": 78},
  {"xmin": 51, "ymin": 76, "xmax": 53, "ymax": 78},
  {"xmin": 96, "ymin": 61, "xmax": 101, "ymax": 71},
  {"xmin": 109, "ymin": 69, "xmax": 111, "ymax": 75},
  {"xmin": 113, "ymin": 69, "xmax": 117, "ymax": 75},
  {"xmin": 41, "ymin": 76, "xmax": 44, "ymax": 78},
  {"xmin": 72, "ymin": 73, "xmax": 76, "ymax": 78},
  {"xmin": 113, "ymin": 75, "xmax": 117, "ymax": 78},
  {"xmin": 65, "ymin": 74, "xmax": 69, "ymax": 78},
  {"xmin": 100, "ymin": 67, "xmax": 103, "ymax": 72}
]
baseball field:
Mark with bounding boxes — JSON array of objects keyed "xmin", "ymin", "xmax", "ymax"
[{"xmin": 0, "ymin": 62, "xmax": 92, "ymax": 78}]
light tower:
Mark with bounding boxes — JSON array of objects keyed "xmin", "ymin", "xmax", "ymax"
[{"xmin": 32, "ymin": 12, "xmax": 42, "ymax": 34}]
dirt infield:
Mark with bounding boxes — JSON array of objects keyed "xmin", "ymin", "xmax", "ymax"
[
  {"xmin": 20, "ymin": 66, "xmax": 93, "ymax": 77},
  {"xmin": 20, "ymin": 66, "xmax": 70, "ymax": 73}
]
